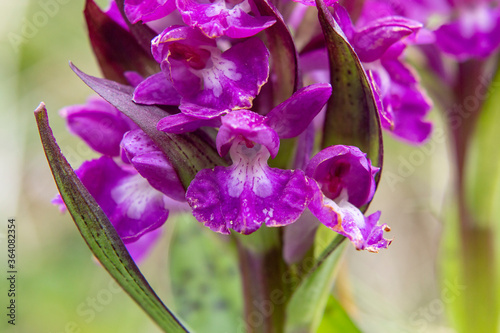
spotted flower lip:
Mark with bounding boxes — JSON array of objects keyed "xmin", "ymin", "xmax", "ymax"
[
  {"xmin": 186, "ymin": 110, "xmax": 314, "ymax": 235},
  {"xmin": 156, "ymin": 82, "xmax": 332, "ymax": 136},
  {"xmin": 59, "ymin": 96, "xmax": 137, "ymax": 157},
  {"xmin": 176, "ymin": 0, "xmax": 276, "ymax": 38},
  {"xmin": 305, "ymin": 145, "xmax": 391, "ymax": 252},
  {"xmin": 152, "ymin": 26, "xmax": 270, "ymax": 118}
]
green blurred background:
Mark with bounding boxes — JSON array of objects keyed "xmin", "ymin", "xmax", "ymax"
[{"xmin": 0, "ymin": 1, "xmax": 455, "ymax": 332}]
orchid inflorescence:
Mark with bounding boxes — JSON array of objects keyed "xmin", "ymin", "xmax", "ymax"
[
  {"xmin": 36, "ymin": 0, "xmax": 500, "ymax": 331},
  {"xmin": 49, "ymin": 0, "xmax": 500, "ymax": 261}
]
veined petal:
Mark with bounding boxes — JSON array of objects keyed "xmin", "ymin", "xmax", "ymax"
[
  {"xmin": 177, "ymin": 0, "xmax": 276, "ymax": 38},
  {"xmin": 186, "ymin": 141, "xmax": 313, "ymax": 234}
]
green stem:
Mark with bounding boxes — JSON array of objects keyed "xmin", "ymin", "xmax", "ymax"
[
  {"xmin": 235, "ymin": 228, "xmax": 289, "ymax": 333},
  {"xmin": 447, "ymin": 60, "xmax": 498, "ymax": 333}
]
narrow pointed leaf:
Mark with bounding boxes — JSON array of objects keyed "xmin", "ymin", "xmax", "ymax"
[
  {"xmin": 34, "ymin": 103, "xmax": 188, "ymax": 333},
  {"xmin": 254, "ymin": 0, "xmax": 300, "ymax": 104},
  {"xmin": 71, "ymin": 63, "xmax": 227, "ymax": 189},
  {"xmin": 285, "ymin": 225, "xmax": 347, "ymax": 333},
  {"xmin": 85, "ymin": 0, "xmax": 159, "ymax": 84},
  {"xmin": 316, "ymin": 0, "xmax": 383, "ymax": 171}
]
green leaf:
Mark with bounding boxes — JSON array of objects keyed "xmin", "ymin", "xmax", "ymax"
[
  {"xmin": 285, "ymin": 225, "xmax": 347, "ymax": 333},
  {"xmin": 316, "ymin": 295, "xmax": 361, "ymax": 333},
  {"xmin": 169, "ymin": 217, "xmax": 242, "ymax": 333},
  {"xmin": 316, "ymin": 0, "xmax": 383, "ymax": 171},
  {"xmin": 70, "ymin": 63, "xmax": 227, "ymax": 189},
  {"xmin": 34, "ymin": 103, "xmax": 188, "ymax": 333}
]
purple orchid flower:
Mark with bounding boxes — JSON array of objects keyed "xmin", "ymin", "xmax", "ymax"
[
  {"xmin": 55, "ymin": 96, "xmax": 187, "ymax": 261},
  {"xmin": 360, "ymin": 0, "xmax": 500, "ymax": 61},
  {"xmin": 138, "ymin": 25, "xmax": 269, "ymax": 118},
  {"xmin": 302, "ymin": 3, "xmax": 432, "ymax": 144},
  {"xmin": 186, "ymin": 110, "xmax": 314, "ymax": 234},
  {"xmin": 434, "ymin": 0, "xmax": 500, "ymax": 60},
  {"xmin": 185, "ymin": 83, "xmax": 332, "ymax": 235},
  {"xmin": 305, "ymin": 145, "xmax": 392, "ymax": 252}
]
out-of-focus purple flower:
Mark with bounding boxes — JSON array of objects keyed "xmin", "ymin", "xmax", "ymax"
[
  {"xmin": 186, "ymin": 110, "xmax": 314, "ymax": 234},
  {"xmin": 435, "ymin": 1, "xmax": 500, "ymax": 60},
  {"xmin": 301, "ymin": 4, "xmax": 433, "ymax": 144},
  {"xmin": 361, "ymin": 0, "xmax": 500, "ymax": 61},
  {"xmin": 334, "ymin": 3, "xmax": 433, "ymax": 144},
  {"xmin": 124, "ymin": 0, "xmax": 177, "ymax": 24},
  {"xmin": 306, "ymin": 145, "xmax": 391, "ymax": 252},
  {"xmin": 59, "ymin": 96, "xmax": 137, "ymax": 156},
  {"xmin": 176, "ymin": 0, "xmax": 276, "ymax": 38},
  {"xmin": 358, "ymin": 0, "xmax": 449, "ymax": 24},
  {"xmin": 148, "ymin": 26, "xmax": 269, "ymax": 118}
]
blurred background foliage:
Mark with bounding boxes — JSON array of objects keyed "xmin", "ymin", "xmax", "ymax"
[{"xmin": 0, "ymin": 1, "xmax": 456, "ymax": 332}]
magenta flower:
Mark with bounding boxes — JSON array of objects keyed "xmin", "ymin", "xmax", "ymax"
[
  {"xmin": 185, "ymin": 83, "xmax": 332, "ymax": 234},
  {"xmin": 55, "ymin": 96, "xmax": 186, "ymax": 261},
  {"xmin": 334, "ymin": 3, "xmax": 433, "ymax": 144},
  {"xmin": 186, "ymin": 110, "xmax": 314, "ymax": 234},
  {"xmin": 142, "ymin": 25, "xmax": 269, "ymax": 118},
  {"xmin": 306, "ymin": 145, "xmax": 392, "ymax": 252},
  {"xmin": 434, "ymin": 0, "xmax": 500, "ymax": 60}
]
